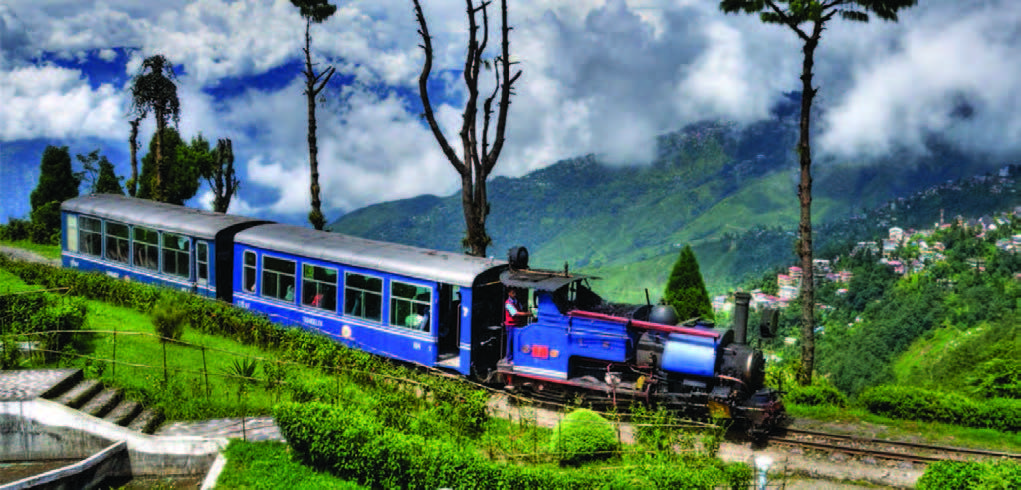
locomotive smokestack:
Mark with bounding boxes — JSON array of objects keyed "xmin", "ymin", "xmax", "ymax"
[{"xmin": 733, "ymin": 292, "xmax": 750, "ymax": 345}]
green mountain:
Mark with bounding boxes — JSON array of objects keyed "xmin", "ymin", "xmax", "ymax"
[{"xmin": 329, "ymin": 118, "xmax": 1015, "ymax": 303}]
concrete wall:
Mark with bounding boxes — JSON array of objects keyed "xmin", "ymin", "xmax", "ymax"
[
  {"xmin": 0, "ymin": 399, "xmax": 225, "ymax": 477},
  {"xmin": 1, "ymin": 441, "xmax": 130, "ymax": 490}
]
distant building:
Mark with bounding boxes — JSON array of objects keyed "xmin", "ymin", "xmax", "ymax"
[
  {"xmin": 889, "ymin": 227, "xmax": 904, "ymax": 243},
  {"xmin": 882, "ymin": 239, "xmax": 898, "ymax": 258}
]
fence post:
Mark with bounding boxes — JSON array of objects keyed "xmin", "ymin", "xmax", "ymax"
[
  {"xmin": 162, "ymin": 341, "xmax": 168, "ymax": 385},
  {"xmin": 112, "ymin": 324, "xmax": 117, "ymax": 380},
  {"xmin": 336, "ymin": 365, "xmax": 341, "ymax": 404},
  {"xmin": 202, "ymin": 346, "xmax": 210, "ymax": 400}
]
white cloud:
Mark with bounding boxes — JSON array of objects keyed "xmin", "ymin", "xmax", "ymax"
[
  {"xmin": 3, "ymin": 0, "xmax": 1021, "ymax": 224},
  {"xmin": 819, "ymin": 2, "xmax": 1021, "ymax": 157},
  {"xmin": 0, "ymin": 65, "xmax": 125, "ymax": 140}
]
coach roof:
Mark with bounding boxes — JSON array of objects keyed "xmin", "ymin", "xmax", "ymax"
[
  {"xmin": 236, "ymin": 223, "xmax": 506, "ymax": 287},
  {"xmin": 61, "ymin": 194, "xmax": 269, "ymax": 239}
]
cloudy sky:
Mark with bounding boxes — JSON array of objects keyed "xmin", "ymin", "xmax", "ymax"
[{"xmin": 2, "ymin": 0, "xmax": 1020, "ymax": 224}]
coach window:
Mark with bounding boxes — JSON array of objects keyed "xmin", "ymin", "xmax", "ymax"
[
  {"xmin": 302, "ymin": 264, "xmax": 337, "ymax": 311},
  {"xmin": 243, "ymin": 251, "xmax": 257, "ymax": 293},
  {"xmin": 262, "ymin": 256, "xmax": 296, "ymax": 302},
  {"xmin": 66, "ymin": 215, "xmax": 79, "ymax": 252},
  {"xmin": 79, "ymin": 216, "xmax": 103, "ymax": 257},
  {"xmin": 390, "ymin": 281, "xmax": 431, "ymax": 332},
  {"xmin": 196, "ymin": 242, "xmax": 209, "ymax": 285},
  {"xmin": 133, "ymin": 227, "xmax": 160, "ymax": 271},
  {"xmin": 344, "ymin": 272, "xmax": 382, "ymax": 322},
  {"xmin": 105, "ymin": 222, "xmax": 130, "ymax": 264},
  {"xmin": 162, "ymin": 233, "xmax": 191, "ymax": 278}
]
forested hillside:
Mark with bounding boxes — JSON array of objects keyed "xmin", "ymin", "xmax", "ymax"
[
  {"xmin": 756, "ymin": 209, "xmax": 1021, "ymax": 403},
  {"xmin": 331, "ymin": 116, "xmax": 1018, "ymax": 302}
]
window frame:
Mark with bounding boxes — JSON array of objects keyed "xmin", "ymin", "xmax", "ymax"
[
  {"xmin": 261, "ymin": 254, "xmax": 297, "ymax": 303},
  {"xmin": 161, "ymin": 232, "xmax": 191, "ymax": 279},
  {"xmin": 242, "ymin": 250, "xmax": 257, "ymax": 293},
  {"xmin": 343, "ymin": 271, "xmax": 383, "ymax": 322},
  {"xmin": 196, "ymin": 241, "xmax": 209, "ymax": 285},
  {"xmin": 389, "ymin": 279, "xmax": 432, "ymax": 332},
  {"xmin": 78, "ymin": 216, "xmax": 103, "ymax": 257},
  {"xmin": 133, "ymin": 226, "xmax": 160, "ymax": 271},
  {"xmin": 66, "ymin": 215, "xmax": 79, "ymax": 252},
  {"xmin": 104, "ymin": 221, "xmax": 130, "ymax": 264},
  {"xmin": 301, "ymin": 263, "xmax": 338, "ymax": 312}
]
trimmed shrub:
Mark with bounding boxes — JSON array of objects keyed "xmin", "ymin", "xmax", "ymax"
[
  {"xmin": 917, "ymin": 460, "xmax": 1021, "ymax": 490},
  {"xmin": 549, "ymin": 408, "xmax": 619, "ymax": 465},
  {"xmin": 785, "ymin": 384, "xmax": 848, "ymax": 407},
  {"xmin": 859, "ymin": 385, "xmax": 1021, "ymax": 431}
]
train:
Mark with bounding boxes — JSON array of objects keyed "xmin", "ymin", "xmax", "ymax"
[{"xmin": 59, "ymin": 194, "xmax": 785, "ymax": 433}]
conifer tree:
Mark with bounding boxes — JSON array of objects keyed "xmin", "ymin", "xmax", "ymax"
[
  {"xmin": 663, "ymin": 244, "xmax": 714, "ymax": 322},
  {"xmin": 29, "ymin": 145, "xmax": 80, "ymax": 243}
]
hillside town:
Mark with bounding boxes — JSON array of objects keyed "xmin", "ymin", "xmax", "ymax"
[{"xmin": 714, "ymin": 168, "xmax": 1021, "ymax": 316}]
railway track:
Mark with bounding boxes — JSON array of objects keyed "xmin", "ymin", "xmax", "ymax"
[{"xmin": 769, "ymin": 427, "xmax": 1021, "ymax": 464}]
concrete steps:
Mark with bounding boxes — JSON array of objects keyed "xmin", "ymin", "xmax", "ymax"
[{"xmin": 42, "ymin": 370, "xmax": 163, "ymax": 434}]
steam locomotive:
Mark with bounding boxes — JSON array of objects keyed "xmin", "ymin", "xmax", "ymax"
[{"xmin": 60, "ymin": 194, "xmax": 784, "ymax": 433}]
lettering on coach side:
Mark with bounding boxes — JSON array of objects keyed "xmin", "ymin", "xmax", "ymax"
[{"xmin": 303, "ymin": 316, "xmax": 324, "ymax": 328}]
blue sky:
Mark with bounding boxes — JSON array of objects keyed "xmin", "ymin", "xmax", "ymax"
[{"xmin": 2, "ymin": 0, "xmax": 1021, "ymax": 225}]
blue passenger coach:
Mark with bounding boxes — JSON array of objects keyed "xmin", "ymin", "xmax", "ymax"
[
  {"xmin": 232, "ymin": 224, "xmax": 508, "ymax": 374},
  {"xmin": 60, "ymin": 194, "xmax": 269, "ymax": 301}
]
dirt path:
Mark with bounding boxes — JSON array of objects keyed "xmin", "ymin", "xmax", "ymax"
[{"xmin": 0, "ymin": 246, "xmax": 60, "ymax": 267}]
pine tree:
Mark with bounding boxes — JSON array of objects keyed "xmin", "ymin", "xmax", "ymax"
[
  {"xmin": 663, "ymin": 244, "xmax": 714, "ymax": 322},
  {"xmin": 94, "ymin": 159, "xmax": 125, "ymax": 195},
  {"xmin": 29, "ymin": 145, "xmax": 80, "ymax": 243}
]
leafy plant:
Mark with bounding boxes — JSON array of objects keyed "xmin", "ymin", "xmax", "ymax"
[
  {"xmin": 549, "ymin": 408, "xmax": 619, "ymax": 465},
  {"xmin": 151, "ymin": 297, "xmax": 188, "ymax": 342}
]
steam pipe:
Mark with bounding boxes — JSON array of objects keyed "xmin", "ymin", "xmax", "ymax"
[{"xmin": 733, "ymin": 292, "xmax": 750, "ymax": 345}]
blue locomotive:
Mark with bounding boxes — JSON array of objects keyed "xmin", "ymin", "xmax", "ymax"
[{"xmin": 60, "ymin": 194, "xmax": 784, "ymax": 432}]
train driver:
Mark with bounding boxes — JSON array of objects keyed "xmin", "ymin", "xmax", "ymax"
[{"xmin": 504, "ymin": 289, "xmax": 529, "ymax": 327}]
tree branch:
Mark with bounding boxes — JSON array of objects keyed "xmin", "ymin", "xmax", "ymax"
[
  {"xmin": 413, "ymin": 0, "xmax": 465, "ymax": 175},
  {"xmin": 485, "ymin": 0, "xmax": 520, "ymax": 175},
  {"xmin": 764, "ymin": 0, "xmax": 811, "ymax": 42}
]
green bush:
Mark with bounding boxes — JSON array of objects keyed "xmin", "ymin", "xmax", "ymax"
[
  {"xmin": 151, "ymin": 297, "xmax": 188, "ymax": 342},
  {"xmin": 549, "ymin": 409, "xmax": 619, "ymax": 465},
  {"xmin": 0, "ymin": 219, "xmax": 32, "ymax": 241},
  {"xmin": 967, "ymin": 358, "xmax": 1021, "ymax": 399},
  {"xmin": 859, "ymin": 385, "xmax": 1021, "ymax": 431},
  {"xmin": 785, "ymin": 384, "xmax": 847, "ymax": 407},
  {"xmin": 917, "ymin": 460, "xmax": 1021, "ymax": 490}
]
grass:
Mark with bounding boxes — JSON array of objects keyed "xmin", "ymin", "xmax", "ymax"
[
  {"xmin": 217, "ymin": 440, "xmax": 365, "ymax": 489},
  {"xmin": 786, "ymin": 403, "xmax": 1021, "ymax": 453},
  {"xmin": 0, "ymin": 239, "xmax": 61, "ymax": 261},
  {"xmin": 74, "ymin": 297, "xmax": 378, "ymax": 420}
]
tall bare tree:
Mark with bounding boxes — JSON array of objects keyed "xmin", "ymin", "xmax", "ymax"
[
  {"xmin": 128, "ymin": 116, "xmax": 142, "ymax": 196},
  {"xmin": 130, "ymin": 54, "xmax": 180, "ymax": 203},
  {"xmin": 720, "ymin": 0, "xmax": 917, "ymax": 385},
  {"xmin": 414, "ymin": 0, "xmax": 521, "ymax": 257},
  {"xmin": 206, "ymin": 138, "xmax": 240, "ymax": 213},
  {"xmin": 291, "ymin": 0, "xmax": 337, "ymax": 230}
]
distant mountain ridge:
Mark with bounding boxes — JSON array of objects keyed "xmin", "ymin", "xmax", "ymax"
[{"xmin": 329, "ymin": 113, "xmax": 1018, "ymax": 302}]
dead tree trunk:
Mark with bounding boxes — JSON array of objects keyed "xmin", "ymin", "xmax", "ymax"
[{"xmin": 414, "ymin": 0, "xmax": 521, "ymax": 257}]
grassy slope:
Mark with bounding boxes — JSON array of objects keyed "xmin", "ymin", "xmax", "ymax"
[{"xmin": 218, "ymin": 441, "xmax": 366, "ymax": 489}]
